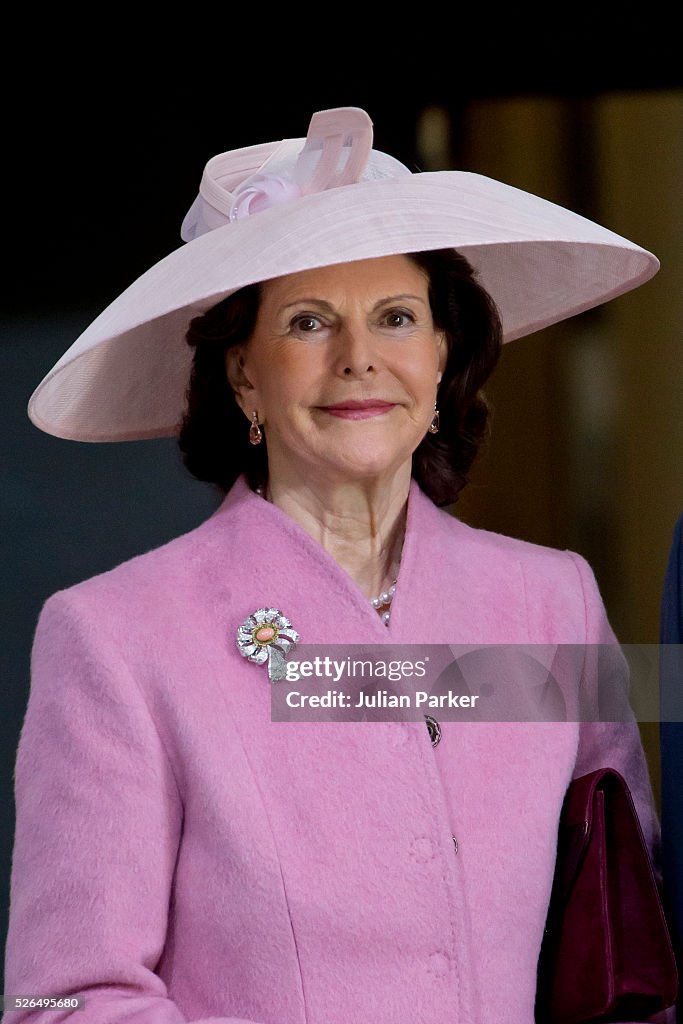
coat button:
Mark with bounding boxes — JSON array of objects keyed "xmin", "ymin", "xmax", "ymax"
[
  {"xmin": 386, "ymin": 722, "xmax": 411, "ymax": 748},
  {"xmin": 409, "ymin": 835, "xmax": 436, "ymax": 863},
  {"xmin": 424, "ymin": 714, "xmax": 441, "ymax": 747},
  {"xmin": 425, "ymin": 951, "xmax": 451, "ymax": 978}
]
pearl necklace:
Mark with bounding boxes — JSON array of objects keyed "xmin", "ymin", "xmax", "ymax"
[
  {"xmin": 255, "ymin": 484, "xmax": 399, "ymax": 626},
  {"xmin": 370, "ymin": 581, "xmax": 397, "ymax": 626}
]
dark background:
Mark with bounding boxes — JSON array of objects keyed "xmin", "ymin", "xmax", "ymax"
[
  {"xmin": 5, "ymin": 10, "xmax": 683, "ymax": 313},
  {"xmin": 3, "ymin": 12, "xmax": 682, "ymax": 990}
]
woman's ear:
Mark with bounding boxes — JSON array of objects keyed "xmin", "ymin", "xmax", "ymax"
[
  {"xmin": 437, "ymin": 333, "xmax": 448, "ymax": 376},
  {"xmin": 224, "ymin": 347, "xmax": 254, "ymax": 416}
]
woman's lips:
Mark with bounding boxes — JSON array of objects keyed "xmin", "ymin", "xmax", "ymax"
[{"xmin": 320, "ymin": 400, "xmax": 396, "ymax": 420}]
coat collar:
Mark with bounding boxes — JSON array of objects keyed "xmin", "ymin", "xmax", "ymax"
[
  {"xmin": 206, "ymin": 473, "xmax": 435, "ymax": 643},
  {"xmin": 199, "ymin": 474, "xmax": 529, "ymax": 645}
]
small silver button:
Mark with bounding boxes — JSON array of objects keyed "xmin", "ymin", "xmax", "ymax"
[
  {"xmin": 452, "ymin": 834, "xmax": 459, "ymax": 854},
  {"xmin": 424, "ymin": 714, "xmax": 441, "ymax": 747}
]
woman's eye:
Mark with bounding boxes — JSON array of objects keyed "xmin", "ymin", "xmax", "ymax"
[
  {"xmin": 291, "ymin": 314, "xmax": 323, "ymax": 333},
  {"xmin": 383, "ymin": 310, "xmax": 414, "ymax": 328}
]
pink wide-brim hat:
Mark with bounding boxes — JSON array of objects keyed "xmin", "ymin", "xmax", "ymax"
[{"xmin": 27, "ymin": 106, "xmax": 659, "ymax": 442}]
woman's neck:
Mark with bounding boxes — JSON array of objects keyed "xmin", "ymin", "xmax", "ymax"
[{"xmin": 261, "ymin": 465, "xmax": 411, "ymax": 600}]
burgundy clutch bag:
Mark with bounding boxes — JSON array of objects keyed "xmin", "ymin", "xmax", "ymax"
[{"xmin": 535, "ymin": 767, "xmax": 679, "ymax": 1024}]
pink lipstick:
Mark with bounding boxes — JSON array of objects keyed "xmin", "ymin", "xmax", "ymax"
[{"xmin": 320, "ymin": 400, "xmax": 396, "ymax": 420}]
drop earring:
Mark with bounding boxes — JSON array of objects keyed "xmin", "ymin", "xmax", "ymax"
[
  {"xmin": 249, "ymin": 411, "xmax": 263, "ymax": 445},
  {"xmin": 428, "ymin": 404, "xmax": 440, "ymax": 434}
]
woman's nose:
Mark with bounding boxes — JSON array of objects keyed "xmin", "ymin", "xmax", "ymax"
[{"xmin": 333, "ymin": 323, "xmax": 376, "ymax": 378}]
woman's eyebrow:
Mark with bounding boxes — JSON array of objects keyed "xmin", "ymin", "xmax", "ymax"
[
  {"xmin": 280, "ymin": 298, "xmax": 336, "ymax": 313},
  {"xmin": 279, "ymin": 294, "xmax": 428, "ymax": 313},
  {"xmin": 374, "ymin": 294, "xmax": 428, "ymax": 309}
]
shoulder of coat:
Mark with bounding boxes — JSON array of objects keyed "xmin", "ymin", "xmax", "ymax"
[{"xmin": 432, "ymin": 506, "xmax": 577, "ymax": 569}]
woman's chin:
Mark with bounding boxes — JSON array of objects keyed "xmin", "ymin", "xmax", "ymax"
[
  {"xmin": 270, "ymin": 427, "xmax": 419, "ymax": 486},
  {"xmin": 304, "ymin": 452, "xmax": 414, "ymax": 487}
]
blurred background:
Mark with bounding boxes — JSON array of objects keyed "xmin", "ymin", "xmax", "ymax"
[{"xmin": 2, "ymin": 13, "xmax": 682, "ymax": 986}]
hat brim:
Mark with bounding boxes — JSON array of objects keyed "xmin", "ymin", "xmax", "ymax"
[{"xmin": 28, "ymin": 171, "xmax": 659, "ymax": 442}]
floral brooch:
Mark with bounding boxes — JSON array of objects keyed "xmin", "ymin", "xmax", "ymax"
[{"xmin": 236, "ymin": 608, "xmax": 300, "ymax": 682}]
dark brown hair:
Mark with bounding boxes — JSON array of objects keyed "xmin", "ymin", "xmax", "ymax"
[{"xmin": 177, "ymin": 249, "xmax": 502, "ymax": 507}]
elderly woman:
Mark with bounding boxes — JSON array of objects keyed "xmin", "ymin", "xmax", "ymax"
[{"xmin": 4, "ymin": 108, "xmax": 674, "ymax": 1024}]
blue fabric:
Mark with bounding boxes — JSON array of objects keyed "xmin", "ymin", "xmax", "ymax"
[{"xmin": 660, "ymin": 512, "xmax": 683, "ymax": 1012}]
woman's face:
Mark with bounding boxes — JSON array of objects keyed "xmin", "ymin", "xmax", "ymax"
[{"xmin": 226, "ymin": 254, "xmax": 447, "ymax": 487}]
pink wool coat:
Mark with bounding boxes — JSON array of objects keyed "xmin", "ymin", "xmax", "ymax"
[{"xmin": 3, "ymin": 475, "xmax": 673, "ymax": 1024}]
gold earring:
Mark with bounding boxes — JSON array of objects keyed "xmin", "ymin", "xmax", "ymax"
[
  {"xmin": 249, "ymin": 411, "xmax": 263, "ymax": 446},
  {"xmin": 428, "ymin": 404, "xmax": 440, "ymax": 435}
]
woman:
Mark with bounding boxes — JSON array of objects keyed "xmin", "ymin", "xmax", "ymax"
[{"xmin": 4, "ymin": 107, "xmax": 672, "ymax": 1023}]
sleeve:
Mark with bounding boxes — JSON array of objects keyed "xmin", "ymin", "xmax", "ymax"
[
  {"xmin": 567, "ymin": 552, "xmax": 677, "ymax": 1024},
  {"xmin": 2, "ymin": 589, "xmax": 266, "ymax": 1024}
]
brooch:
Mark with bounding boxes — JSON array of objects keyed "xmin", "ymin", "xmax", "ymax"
[{"xmin": 236, "ymin": 608, "xmax": 300, "ymax": 682}]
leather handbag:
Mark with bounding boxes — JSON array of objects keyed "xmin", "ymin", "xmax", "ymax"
[{"xmin": 535, "ymin": 767, "xmax": 679, "ymax": 1023}]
